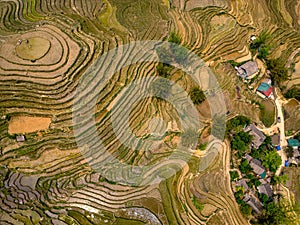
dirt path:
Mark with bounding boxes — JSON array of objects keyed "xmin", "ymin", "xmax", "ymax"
[{"xmin": 257, "ymin": 88, "xmax": 288, "ymax": 176}]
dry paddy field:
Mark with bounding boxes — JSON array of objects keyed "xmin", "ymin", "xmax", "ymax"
[
  {"xmin": 8, "ymin": 116, "xmax": 51, "ymax": 134},
  {"xmin": 0, "ymin": 0, "xmax": 300, "ymax": 224}
]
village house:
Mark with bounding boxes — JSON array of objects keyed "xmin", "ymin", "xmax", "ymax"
[
  {"xmin": 288, "ymin": 139, "xmax": 300, "ymax": 150},
  {"xmin": 271, "ymin": 134, "xmax": 280, "ymax": 147},
  {"xmin": 235, "ymin": 61, "xmax": 259, "ymax": 79},
  {"xmin": 236, "ymin": 179, "xmax": 250, "ymax": 192},
  {"xmin": 287, "ymin": 148, "xmax": 300, "ymax": 165},
  {"xmin": 16, "ymin": 135, "xmax": 25, "ymax": 142},
  {"xmin": 245, "ymin": 153, "xmax": 253, "ymax": 163},
  {"xmin": 243, "ymin": 194, "xmax": 263, "ymax": 215},
  {"xmin": 257, "ymin": 183, "xmax": 273, "ymax": 198},
  {"xmin": 244, "ymin": 124, "xmax": 266, "ymax": 149},
  {"xmin": 249, "ymin": 158, "xmax": 266, "ymax": 177},
  {"xmin": 256, "ymin": 80, "xmax": 273, "ymax": 99}
]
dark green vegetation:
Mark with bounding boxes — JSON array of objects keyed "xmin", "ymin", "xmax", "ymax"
[
  {"xmin": 156, "ymin": 62, "xmax": 173, "ymax": 78},
  {"xmin": 266, "ymin": 59, "xmax": 289, "ymax": 85},
  {"xmin": 250, "ymin": 31, "xmax": 271, "ymax": 60},
  {"xmin": 227, "ymin": 60, "xmax": 249, "ymax": 67},
  {"xmin": 230, "ymin": 171, "xmax": 239, "ymax": 181},
  {"xmin": 226, "ymin": 116, "xmax": 250, "ymax": 133},
  {"xmin": 255, "ymin": 201, "xmax": 295, "ymax": 225},
  {"xmin": 262, "ymin": 151, "xmax": 282, "ymax": 173},
  {"xmin": 228, "ymin": 116, "xmax": 291, "ymax": 221},
  {"xmin": 284, "ymin": 86, "xmax": 300, "ymax": 101},
  {"xmin": 271, "ymin": 174, "xmax": 289, "ymax": 185},
  {"xmin": 168, "ymin": 32, "xmax": 182, "ymax": 45},
  {"xmin": 240, "ymin": 202, "xmax": 252, "ymax": 217},
  {"xmin": 189, "ymin": 87, "xmax": 206, "ymax": 105}
]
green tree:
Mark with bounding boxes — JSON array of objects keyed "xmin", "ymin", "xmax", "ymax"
[
  {"xmin": 263, "ymin": 151, "xmax": 282, "ymax": 173},
  {"xmin": 231, "ymin": 137, "xmax": 246, "ymax": 151},
  {"xmin": 258, "ymin": 46, "xmax": 270, "ymax": 60},
  {"xmin": 192, "ymin": 197, "xmax": 204, "ymax": 211},
  {"xmin": 226, "ymin": 115, "xmax": 251, "ymax": 134},
  {"xmin": 237, "ymin": 131, "xmax": 253, "ymax": 145},
  {"xmin": 266, "ymin": 59, "xmax": 289, "ymax": 85},
  {"xmin": 190, "ymin": 87, "xmax": 206, "ymax": 105},
  {"xmin": 259, "ymin": 201, "xmax": 294, "ymax": 225},
  {"xmin": 168, "ymin": 32, "xmax": 182, "ymax": 44},
  {"xmin": 250, "ymin": 30, "xmax": 271, "ymax": 50},
  {"xmin": 156, "ymin": 62, "xmax": 172, "ymax": 78},
  {"xmin": 285, "ymin": 146, "xmax": 294, "ymax": 158},
  {"xmin": 240, "ymin": 203, "xmax": 252, "ymax": 216},
  {"xmin": 272, "ymin": 174, "xmax": 289, "ymax": 185},
  {"xmin": 259, "ymin": 193, "xmax": 269, "ymax": 205},
  {"xmin": 239, "ymin": 159, "xmax": 252, "ymax": 174},
  {"xmin": 284, "ymin": 86, "xmax": 300, "ymax": 101},
  {"xmin": 230, "ymin": 171, "xmax": 239, "ymax": 181},
  {"xmin": 254, "ymin": 179, "xmax": 262, "ymax": 187}
]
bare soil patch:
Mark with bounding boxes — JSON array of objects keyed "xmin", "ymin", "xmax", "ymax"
[{"xmin": 8, "ymin": 116, "xmax": 51, "ymax": 134}]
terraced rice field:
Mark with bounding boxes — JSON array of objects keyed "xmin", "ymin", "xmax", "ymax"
[
  {"xmin": 284, "ymin": 99, "xmax": 300, "ymax": 132},
  {"xmin": 0, "ymin": 0, "xmax": 300, "ymax": 224}
]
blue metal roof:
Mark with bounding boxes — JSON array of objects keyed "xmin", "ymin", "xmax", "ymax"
[{"xmin": 285, "ymin": 160, "xmax": 289, "ymax": 167}]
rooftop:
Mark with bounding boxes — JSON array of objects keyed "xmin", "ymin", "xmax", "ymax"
[
  {"xmin": 244, "ymin": 124, "xmax": 266, "ymax": 149},
  {"xmin": 249, "ymin": 159, "xmax": 266, "ymax": 175},
  {"xmin": 288, "ymin": 139, "xmax": 300, "ymax": 147},
  {"xmin": 236, "ymin": 61, "xmax": 259, "ymax": 78},
  {"xmin": 271, "ymin": 134, "xmax": 280, "ymax": 146},
  {"xmin": 243, "ymin": 194, "xmax": 263, "ymax": 215},
  {"xmin": 257, "ymin": 82, "xmax": 273, "ymax": 98},
  {"xmin": 16, "ymin": 135, "xmax": 25, "ymax": 142},
  {"xmin": 257, "ymin": 183, "xmax": 273, "ymax": 197},
  {"xmin": 236, "ymin": 179, "xmax": 249, "ymax": 192}
]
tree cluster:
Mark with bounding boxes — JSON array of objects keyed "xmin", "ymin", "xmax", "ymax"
[
  {"xmin": 250, "ymin": 31, "xmax": 271, "ymax": 60},
  {"xmin": 284, "ymin": 86, "xmax": 300, "ymax": 101},
  {"xmin": 257, "ymin": 201, "xmax": 295, "ymax": 225},
  {"xmin": 226, "ymin": 116, "xmax": 250, "ymax": 134},
  {"xmin": 262, "ymin": 151, "xmax": 282, "ymax": 173},
  {"xmin": 190, "ymin": 87, "xmax": 206, "ymax": 105},
  {"xmin": 266, "ymin": 58, "xmax": 289, "ymax": 85},
  {"xmin": 231, "ymin": 131, "xmax": 253, "ymax": 158}
]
